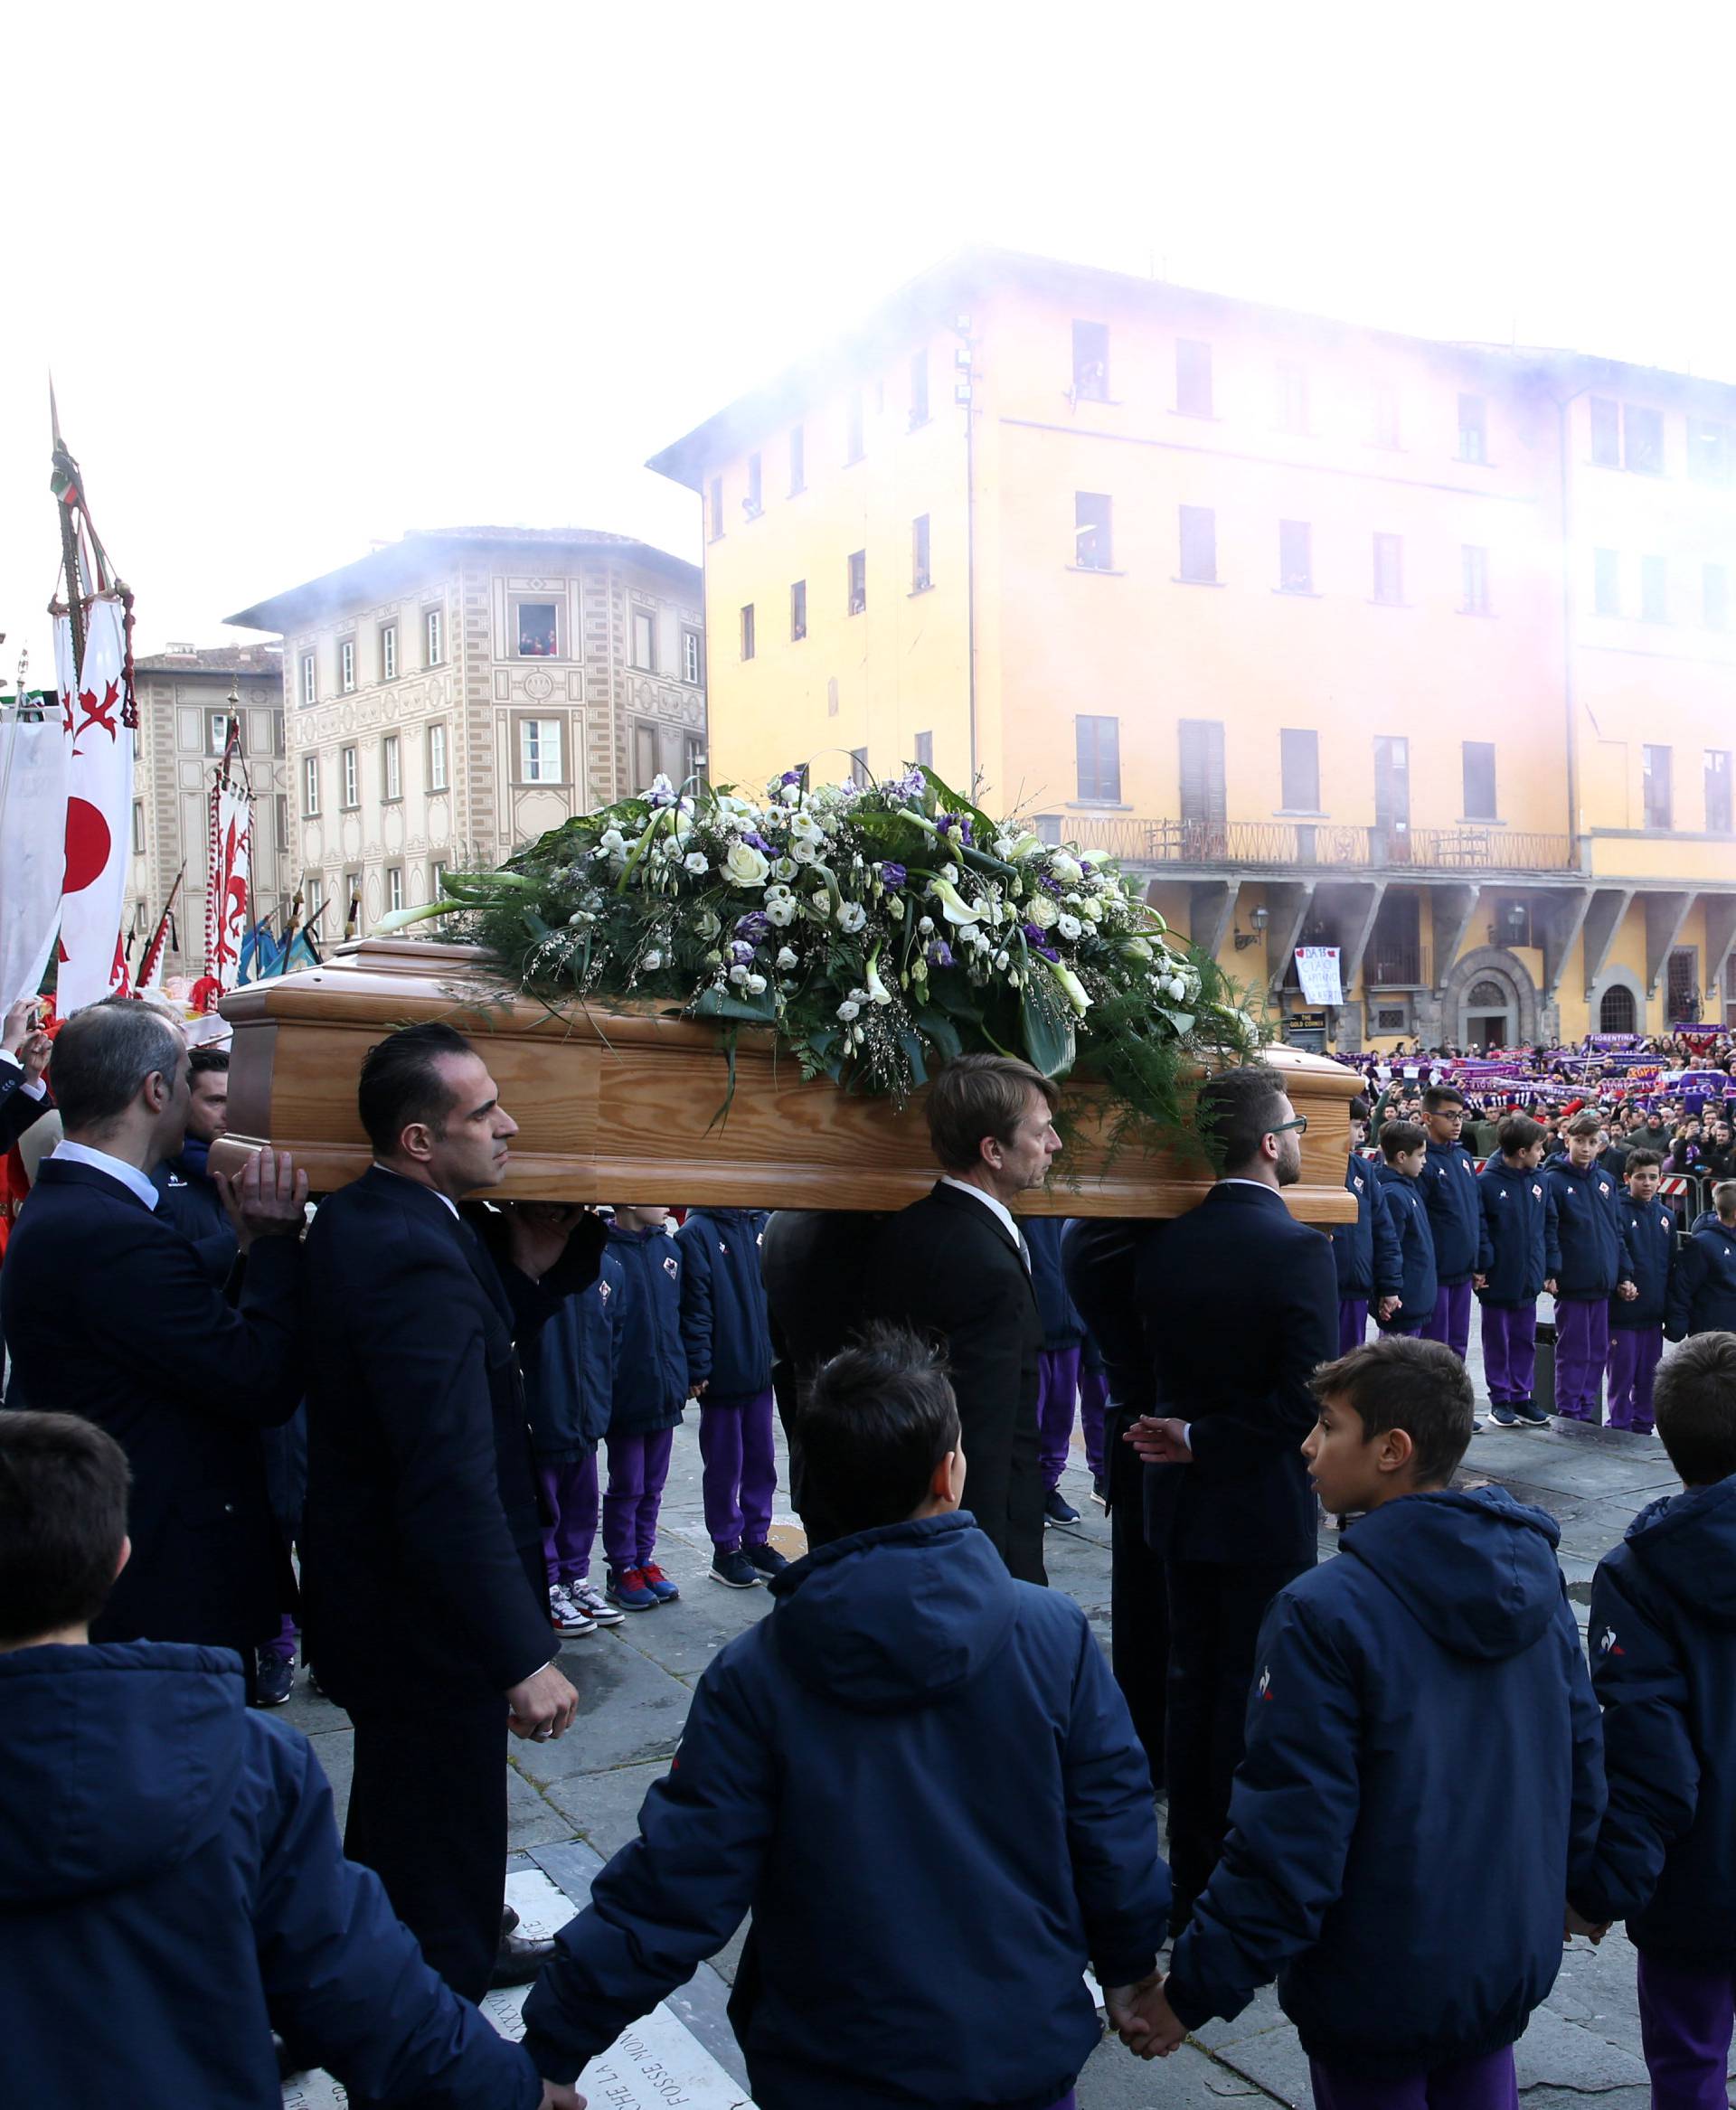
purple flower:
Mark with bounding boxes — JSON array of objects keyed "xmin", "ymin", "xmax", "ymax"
[
  {"xmin": 1038, "ymin": 874, "xmax": 1063, "ymax": 897},
  {"xmin": 727, "ymin": 938, "xmax": 756, "ymax": 966},
  {"xmin": 936, "ymin": 813, "xmax": 974, "ymax": 844},
  {"xmin": 734, "ymin": 910, "xmax": 771, "ymax": 943},
  {"xmin": 880, "ymin": 862, "xmax": 907, "ymax": 890},
  {"xmin": 744, "ymin": 831, "xmax": 772, "ymax": 853},
  {"xmin": 927, "ymin": 939, "xmax": 954, "ymax": 969},
  {"xmin": 780, "ymin": 768, "xmax": 804, "ymax": 786},
  {"xmin": 1023, "ymin": 922, "xmax": 1061, "ymax": 963}
]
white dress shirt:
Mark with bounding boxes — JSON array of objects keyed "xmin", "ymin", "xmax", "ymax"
[
  {"xmin": 50, "ymin": 1138, "xmax": 160, "ymax": 1210},
  {"xmin": 938, "ymin": 1174, "xmax": 1030, "ymax": 1267},
  {"xmin": 370, "ymin": 1160, "xmax": 459, "ymax": 1219}
]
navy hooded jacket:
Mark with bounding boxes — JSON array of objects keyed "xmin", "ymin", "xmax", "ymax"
[
  {"xmin": 1476, "ymin": 1156, "xmax": 1548, "ymax": 1308},
  {"xmin": 1373, "ymin": 1163, "xmax": 1438, "ymax": 1328},
  {"xmin": 605, "ymin": 1222, "xmax": 689, "ymax": 1435},
  {"xmin": 1576, "ymin": 1475, "xmax": 1736, "ymax": 1964},
  {"xmin": 1612, "ymin": 1192, "xmax": 1676, "ymax": 1331},
  {"xmin": 1665, "ymin": 1225, "xmax": 1736, "ymax": 1341},
  {"xmin": 1025, "ymin": 1217, "xmax": 1086, "ymax": 1349},
  {"xmin": 522, "ymin": 1248, "xmax": 625, "ymax": 1461},
  {"xmin": 1544, "ymin": 1159, "xmax": 1637, "ymax": 1300},
  {"xmin": 151, "ymin": 1135, "xmax": 241, "ymax": 1285},
  {"xmin": 1165, "ymin": 1487, "xmax": 1604, "ymax": 2081},
  {"xmin": 523, "ymin": 1512, "xmax": 1170, "ymax": 2110},
  {"xmin": 0, "ymin": 1641, "xmax": 539, "ymax": 2110},
  {"xmin": 1330, "ymin": 1154, "xmax": 1402, "ymax": 1303},
  {"xmin": 675, "ymin": 1207, "xmax": 773, "ymax": 1399},
  {"xmin": 1420, "ymin": 1137, "xmax": 1483, "ymax": 1283}
]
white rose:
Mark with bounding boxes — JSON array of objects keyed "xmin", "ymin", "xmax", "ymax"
[
  {"xmin": 837, "ymin": 999, "xmax": 861, "ymax": 1022},
  {"xmin": 836, "ymin": 901, "xmax": 868, "ymax": 934},
  {"xmin": 684, "ymin": 852, "xmax": 709, "ymax": 875},
  {"xmin": 1080, "ymin": 897, "xmax": 1104, "ymax": 923},
  {"xmin": 642, "ymin": 948, "xmax": 664, "ymax": 969},
  {"xmin": 1057, "ymin": 914, "xmax": 1082, "ymax": 941},
  {"xmin": 722, "ymin": 839, "xmax": 770, "ymax": 888},
  {"xmin": 1025, "ymin": 895, "xmax": 1060, "ymax": 930},
  {"xmin": 730, "ymin": 964, "xmax": 750, "ymax": 984},
  {"xmin": 776, "ymin": 947, "xmax": 797, "ymax": 970},
  {"xmin": 766, "ymin": 896, "xmax": 797, "ymax": 927},
  {"xmin": 744, "ymin": 973, "xmax": 768, "ymax": 994}
]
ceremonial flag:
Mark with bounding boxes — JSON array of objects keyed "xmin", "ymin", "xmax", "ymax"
[
  {"xmin": 134, "ymin": 871, "xmax": 184, "ymax": 999},
  {"xmin": 0, "ymin": 697, "xmax": 71, "ymax": 1014},
  {"xmin": 201, "ymin": 715, "xmax": 251, "ymax": 1008},
  {"xmin": 55, "ymin": 595, "xmax": 136, "ymax": 1011}
]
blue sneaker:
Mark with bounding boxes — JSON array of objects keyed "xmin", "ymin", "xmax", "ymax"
[
  {"xmin": 640, "ymin": 1562, "xmax": 681, "ymax": 1604},
  {"xmin": 742, "ymin": 1541, "xmax": 790, "ymax": 1578},
  {"xmin": 606, "ymin": 1566, "xmax": 659, "ymax": 1612},
  {"xmin": 1512, "ymin": 1399, "xmax": 1551, "ymax": 1427},
  {"xmin": 1489, "ymin": 1404, "xmax": 1519, "ymax": 1427}
]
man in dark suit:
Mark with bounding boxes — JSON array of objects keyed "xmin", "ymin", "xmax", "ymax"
[
  {"xmin": 301, "ymin": 1022, "xmax": 604, "ymax": 2021},
  {"xmin": 1127, "ymin": 1065, "xmax": 1337, "ymax": 1930},
  {"xmin": 865, "ymin": 1052, "xmax": 1059, "ymax": 1585},
  {"xmin": 0, "ymin": 997, "xmax": 52, "ymax": 1153},
  {"xmin": 0, "ymin": 996, "xmax": 306, "ymax": 1681}
]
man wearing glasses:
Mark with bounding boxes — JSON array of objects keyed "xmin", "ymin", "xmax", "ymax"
[{"xmin": 1123, "ymin": 1067, "xmax": 1338, "ymax": 1936}]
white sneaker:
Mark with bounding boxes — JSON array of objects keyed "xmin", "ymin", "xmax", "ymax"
[
  {"xmin": 569, "ymin": 1579, "xmax": 623, "ymax": 1626},
  {"xmin": 549, "ymin": 1582, "xmax": 597, "ymax": 1635}
]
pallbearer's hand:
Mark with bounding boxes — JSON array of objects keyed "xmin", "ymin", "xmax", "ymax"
[
  {"xmin": 214, "ymin": 1147, "xmax": 310, "ymax": 1251},
  {"xmin": 508, "ymin": 1661, "xmax": 579, "ymax": 1742},
  {"xmin": 539, "ymin": 2084, "xmax": 587, "ymax": 2109}
]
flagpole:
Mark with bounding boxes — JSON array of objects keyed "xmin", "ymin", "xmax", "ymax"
[{"xmin": 50, "ymin": 381, "xmax": 86, "ymax": 674}]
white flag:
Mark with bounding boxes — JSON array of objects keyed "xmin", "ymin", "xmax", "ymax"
[
  {"xmin": 0, "ymin": 704, "xmax": 71, "ymax": 1015},
  {"xmin": 203, "ymin": 730, "xmax": 252, "ymax": 1003},
  {"xmin": 56, "ymin": 597, "xmax": 135, "ymax": 1012}
]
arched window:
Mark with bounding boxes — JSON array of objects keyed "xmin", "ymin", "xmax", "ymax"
[
  {"xmin": 1599, "ymin": 984, "xmax": 1637, "ymax": 1033},
  {"xmin": 1468, "ymin": 979, "xmax": 1507, "ymax": 1007}
]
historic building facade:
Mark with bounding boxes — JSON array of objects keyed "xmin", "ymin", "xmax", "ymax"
[
  {"xmin": 649, "ymin": 247, "xmax": 1736, "ymax": 1048},
  {"xmin": 126, "ymin": 643, "xmax": 290, "ymax": 982},
  {"xmin": 226, "ymin": 527, "xmax": 704, "ymax": 942}
]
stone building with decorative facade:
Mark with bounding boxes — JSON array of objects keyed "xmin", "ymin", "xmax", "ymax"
[
  {"xmin": 126, "ymin": 643, "xmax": 291, "ymax": 982},
  {"xmin": 225, "ymin": 526, "xmax": 705, "ymax": 942}
]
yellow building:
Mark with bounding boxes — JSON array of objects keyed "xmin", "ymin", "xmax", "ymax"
[{"xmin": 649, "ymin": 247, "xmax": 1736, "ymax": 1050}]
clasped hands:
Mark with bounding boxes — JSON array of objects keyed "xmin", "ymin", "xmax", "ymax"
[{"xmin": 1104, "ymin": 1971, "xmax": 1186, "ymax": 2059}]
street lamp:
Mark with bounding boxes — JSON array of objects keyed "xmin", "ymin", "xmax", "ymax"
[{"xmin": 1233, "ymin": 903, "xmax": 1270, "ymax": 951}]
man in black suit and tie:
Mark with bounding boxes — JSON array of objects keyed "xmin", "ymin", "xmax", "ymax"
[
  {"xmin": 0, "ymin": 996, "xmax": 307, "ymax": 1681},
  {"xmin": 301, "ymin": 1022, "xmax": 604, "ymax": 2019},
  {"xmin": 1127, "ymin": 1065, "xmax": 1337, "ymax": 1930},
  {"xmin": 865, "ymin": 1052, "xmax": 1059, "ymax": 1585}
]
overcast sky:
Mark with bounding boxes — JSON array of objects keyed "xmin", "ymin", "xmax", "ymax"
[{"xmin": 5, "ymin": 0, "xmax": 1735, "ymax": 685}]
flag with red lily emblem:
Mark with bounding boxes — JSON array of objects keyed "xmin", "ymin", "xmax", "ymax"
[
  {"xmin": 55, "ymin": 595, "xmax": 135, "ymax": 1012},
  {"xmin": 200, "ymin": 717, "xmax": 251, "ymax": 1008}
]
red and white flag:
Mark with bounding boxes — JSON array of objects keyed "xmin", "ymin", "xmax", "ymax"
[
  {"xmin": 199, "ymin": 719, "xmax": 251, "ymax": 1010},
  {"xmin": 55, "ymin": 595, "xmax": 135, "ymax": 1012}
]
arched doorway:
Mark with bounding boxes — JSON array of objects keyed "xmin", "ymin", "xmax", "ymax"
[
  {"xmin": 1599, "ymin": 984, "xmax": 1637, "ymax": 1033},
  {"xmin": 1446, "ymin": 947, "xmax": 1538, "ymax": 1049},
  {"xmin": 1464, "ymin": 977, "xmax": 1515, "ymax": 1050}
]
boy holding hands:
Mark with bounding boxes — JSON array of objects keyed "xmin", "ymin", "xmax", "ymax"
[
  {"xmin": 1608, "ymin": 1148, "xmax": 1674, "ymax": 1434},
  {"xmin": 1545, "ymin": 1109, "xmax": 1638, "ymax": 1422},
  {"xmin": 1477, "ymin": 1113, "xmax": 1551, "ymax": 1427}
]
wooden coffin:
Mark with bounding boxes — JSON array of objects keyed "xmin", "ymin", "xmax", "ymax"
[{"xmin": 214, "ymin": 937, "xmax": 1360, "ymax": 1221}]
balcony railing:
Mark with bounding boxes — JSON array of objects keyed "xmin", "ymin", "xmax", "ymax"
[{"xmin": 1069, "ymin": 817, "xmax": 1576, "ymax": 873}]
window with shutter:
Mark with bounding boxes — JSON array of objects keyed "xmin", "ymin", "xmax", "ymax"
[{"xmin": 1178, "ymin": 719, "xmax": 1226, "ymax": 849}]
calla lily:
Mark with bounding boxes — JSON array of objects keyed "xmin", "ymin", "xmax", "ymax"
[
  {"xmin": 929, "ymin": 877, "xmax": 981, "ymax": 926},
  {"xmin": 373, "ymin": 899, "xmax": 459, "ymax": 934},
  {"xmin": 1052, "ymin": 961, "xmax": 1092, "ymax": 1015}
]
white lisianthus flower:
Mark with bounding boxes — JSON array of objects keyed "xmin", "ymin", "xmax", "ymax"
[
  {"xmin": 995, "ymin": 949, "xmax": 1010, "ymax": 971},
  {"xmin": 1008, "ymin": 970, "xmax": 1021, "ymax": 988},
  {"xmin": 836, "ymin": 999, "xmax": 861, "ymax": 1022},
  {"xmin": 766, "ymin": 896, "xmax": 797, "ymax": 927},
  {"xmin": 1024, "ymin": 894, "xmax": 1060, "ymax": 931},
  {"xmin": 836, "ymin": 901, "xmax": 868, "ymax": 934},
  {"xmin": 790, "ymin": 812, "xmax": 824, "ymax": 843},
  {"xmin": 776, "ymin": 946, "xmax": 798, "ymax": 970},
  {"xmin": 779, "ymin": 780, "xmax": 802, "ymax": 805},
  {"xmin": 918, "ymin": 915, "xmax": 935, "ymax": 935},
  {"xmin": 941, "ymin": 862, "xmax": 959, "ymax": 883},
  {"xmin": 772, "ymin": 855, "xmax": 798, "ymax": 881},
  {"xmin": 1048, "ymin": 852, "xmax": 1082, "ymax": 885},
  {"xmin": 1057, "ymin": 914, "xmax": 1082, "ymax": 941},
  {"xmin": 852, "ymin": 1024, "xmax": 866, "ymax": 1046},
  {"xmin": 722, "ymin": 839, "xmax": 770, "ymax": 888},
  {"xmin": 886, "ymin": 895, "xmax": 905, "ymax": 919},
  {"xmin": 1166, "ymin": 975, "xmax": 1188, "ymax": 1002},
  {"xmin": 729, "ymin": 964, "xmax": 750, "ymax": 984},
  {"xmin": 910, "ymin": 956, "xmax": 929, "ymax": 982},
  {"xmin": 703, "ymin": 949, "xmax": 722, "ymax": 967},
  {"xmin": 599, "ymin": 826, "xmax": 627, "ymax": 852},
  {"xmin": 1053, "ymin": 963, "xmax": 1092, "ymax": 1014},
  {"xmin": 590, "ymin": 845, "xmax": 611, "ymax": 862},
  {"xmin": 642, "ymin": 948, "xmax": 664, "ymax": 969},
  {"xmin": 789, "ymin": 838, "xmax": 818, "ymax": 864},
  {"xmin": 744, "ymin": 973, "xmax": 768, "ymax": 994},
  {"xmin": 993, "ymin": 835, "xmax": 1019, "ymax": 860},
  {"xmin": 684, "ymin": 852, "xmax": 709, "ymax": 875},
  {"xmin": 810, "ymin": 890, "xmax": 832, "ymax": 915}
]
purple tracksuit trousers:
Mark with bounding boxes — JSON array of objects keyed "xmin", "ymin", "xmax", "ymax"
[
  {"xmin": 698, "ymin": 1388, "xmax": 778, "ymax": 1552},
  {"xmin": 1637, "ymin": 1951, "xmax": 1736, "ymax": 2109},
  {"xmin": 1308, "ymin": 2043, "xmax": 1517, "ymax": 2109},
  {"xmin": 538, "ymin": 1454, "xmax": 599, "ymax": 1587},
  {"xmin": 1337, "ymin": 1297, "xmax": 1369, "ymax": 1357},
  {"xmin": 602, "ymin": 1428, "xmax": 675, "ymax": 1574},
  {"xmin": 1422, "ymin": 1278, "xmax": 1475, "ymax": 1361},
  {"xmin": 1038, "ymin": 1344, "xmax": 1083, "ymax": 1491},
  {"xmin": 1554, "ymin": 1298, "xmax": 1609, "ymax": 1422},
  {"xmin": 1480, "ymin": 1304, "xmax": 1537, "ymax": 1406},
  {"xmin": 1607, "ymin": 1326, "xmax": 1664, "ymax": 1432}
]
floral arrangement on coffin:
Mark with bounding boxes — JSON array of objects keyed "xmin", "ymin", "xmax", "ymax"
[{"xmin": 382, "ymin": 765, "xmax": 1260, "ymax": 1133}]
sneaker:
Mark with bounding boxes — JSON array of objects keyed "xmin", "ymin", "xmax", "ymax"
[
  {"xmin": 549, "ymin": 1582, "xmax": 597, "ymax": 1636},
  {"xmin": 254, "ymin": 1652, "xmax": 293, "ymax": 1708},
  {"xmin": 607, "ymin": 1567, "xmax": 660, "ymax": 1612},
  {"xmin": 570, "ymin": 1580, "xmax": 623, "ymax": 1626},
  {"xmin": 640, "ymin": 1562, "xmax": 681, "ymax": 1604},
  {"xmin": 741, "ymin": 1540, "xmax": 789, "ymax": 1578},
  {"xmin": 1489, "ymin": 1405, "xmax": 1520, "ymax": 1427},
  {"xmin": 1090, "ymin": 1474, "xmax": 1109, "ymax": 1508},
  {"xmin": 711, "ymin": 1548, "xmax": 760, "ymax": 1589},
  {"xmin": 1512, "ymin": 1399, "xmax": 1551, "ymax": 1427},
  {"xmin": 1043, "ymin": 1488, "xmax": 1081, "ymax": 1526}
]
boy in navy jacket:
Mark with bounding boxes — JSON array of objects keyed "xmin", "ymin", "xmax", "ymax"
[
  {"xmin": 1026, "ymin": 1215, "xmax": 1089, "ymax": 1525},
  {"xmin": 602, "ymin": 1207, "xmax": 689, "ymax": 1612},
  {"xmin": 1123, "ymin": 1338, "xmax": 1604, "ymax": 2106},
  {"xmin": 1329, "ymin": 1097, "xmax": 1402, "ymax": 1355},
  {"xmin": 524, "ymin": 1323, "xmax": 1172, "ymax": 2110},
  {"xmin": 1420, "ymin": 1085, "xmax": 1483, "ymax": 1361},
  {"xmin": 0, "ymin": 1409, "xmax": 572, "ymax": 2110},
  {"xmin": 1477, "ymin": 1112, "xmax": 1551, "ymax": 1427},
  {"xmin": 1572, "ymin": 1334, "xmax": 1736, "ymax": 2105},
  {"xmin": 1666, "ymin": 1216, "xmax": 1736, "ymax": 1342},
  {"xmin": 1545, "ymin": 1110, "xmax": 1637, "ymax": 1423},
  {"xmin": 675, "ymin": 1207, "xmax": 786, "ymax": 1591},
  {"xmin": 1373, "ymin": 1121, "xmax": 1437, "ymax": 1339},
  {"xmin": 1608, "ymin": 1149, "xmax": 1674, "ymax": 1433}
]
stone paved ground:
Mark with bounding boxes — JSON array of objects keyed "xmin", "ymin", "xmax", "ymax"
[{"xmin": 285, "ymin": 1319, "xmax": 1730, "ymax": 2105}]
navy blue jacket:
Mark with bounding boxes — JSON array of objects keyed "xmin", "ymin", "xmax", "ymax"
[
  {"xmin": 522, "ymin": 1249, "xmax": 625, "ymax": 1462},
  {"xmin": 1420, "ymin": 1138, "xmax": 1483, "ymax": 1284},
  {"xmin": 675, "ymin": 1208, "xmax": 772, "ymax": 1399},
  {"xmin": 1329, "ymin": 1154, "xmax": 1402, "ymax": 1302},
  {"xmin": 523, "ymin": 1513, "xmax": 1168, "ymax": 2110},
  {"xmin": 152, "ymin": 1135, "xmax": 241, "ymax": 1285},
  {"xmin": 1665, "ymin": 1225, "xmax": 1736, "ymax": 1341},
  {"xmin": 606, "ymin": 1222, "xmax": 689, "ymax": 1436},
  {"xmin": 1613, "ymin": 1192, "xmax": 1676, "ymax": 1331},
  {"xmin": 1025, "ymin": 1217, "xmax": 1085, "ymax": 1348},
  {"xmin": 1544, "ymin": 1159, "xmax": 1637, "ymax": 1301},
  {"xmin": 1373, "ymin": 1164, "xmax": 1438, "ymax": 1329},
  {"xmin": 1476, "ymin": 1157, "xmax": 1548, "ymax": 1308},
  {"xmin": 1578, "ymin": 1476, "xmax": 1736, "ymax": 1964},
  {"xmin": 0, "ymin": 1052, "xmax": 51, "ymax": 1154},
  {"xmin": 1166, "ymin": 1488, "xmax": 1604, "ymax": 2080},
  {"xmin": 0, "ymin": 1641, "xmax": 540, "ymax": 2110}
]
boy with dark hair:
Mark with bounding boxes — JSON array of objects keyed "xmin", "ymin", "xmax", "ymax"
[
  {"xmin": 1122, "ymin": 1338, "xmax": 1604, "ymax": 2107},
  {"xmin": 1477, "ymin": 1113, "xmax": 1551, "ymax": 1427},
  {"xmin": 524, "ymin": 1322, "xmax": 1171, "ymax": 2110},
  {"xmin": 1419, "ymin": 1086, "xmax": 1482, "ymax": 1361},
  {"xmin": 1609, "ymin": 1149, "xmax": 1674, "ymax": 1433},
  {"xmin": 1572, "ymin": 1333, "xmax": 1736, "ymax": 2104},
  {"xmin": 1666, "ymin": 1206, "xmax": 1736, "ymax": 1343},
  {"xmin": 0, "ymin": 1409, "xmax": 573, "ymax": 2110},
  {"xmin": 602, "ymin": 1204, "xmax": 688, "ymax": 1612},
  {"xmin": 1545, "ymin": 1110, "xmax": 1638, "ymax": 1422},
  {"xmin": 1373, "ymin": 1121, "xmax": 1438, "ymax": 1342},
  {"xmin": 1329, "ymin": 1097, "xmax": 1403, "ymax": 1356}
]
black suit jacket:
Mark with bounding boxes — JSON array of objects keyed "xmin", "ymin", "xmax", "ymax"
[
  {"xmin": 865, "ymin": 1182, "xmax": 1045, "ymax": 1585},
  {"xmin": 1134, "ymin": 1182, "xmax": 1338, "ymax": 1569},
  {"xmin": 0, "ymin": 1062, "xmax": 52, "ymax": 1154},
  {"xmin": 0, "ymin": 1157, "xmax": 302, "ymax": 1655},
  {"xmin": 300, "ymin": 1168, "xmax": 597, "ymax": 1706}
]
